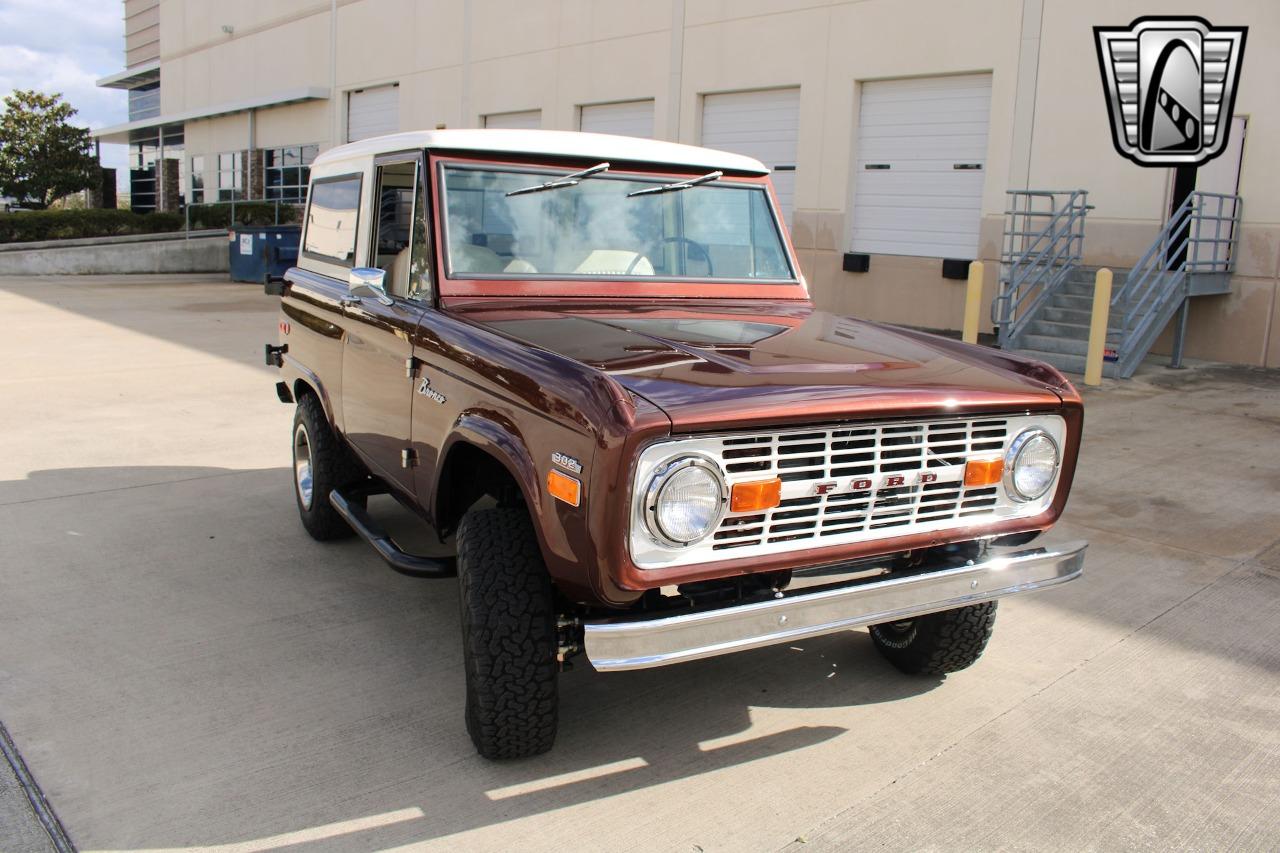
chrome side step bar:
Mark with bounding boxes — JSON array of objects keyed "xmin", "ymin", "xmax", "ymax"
[
  {"xmin": 329, "ymin": 488, "xmax": 457, "ymax": 579},
  {"xmin": 583, "ymin": 540, "xmax": 1086, "ymax": 672}
]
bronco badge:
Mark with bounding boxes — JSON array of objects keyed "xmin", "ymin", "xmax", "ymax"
[{"xmin": 416, "ymin": 376, "xmax": 446, "ymax": 404}]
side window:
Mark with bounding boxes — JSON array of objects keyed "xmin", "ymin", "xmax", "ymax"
[
  {"xmin": 371, "ymin": 161, "xmax": 418, "ymax": 297},
  {"xmin": 303, "ymin": 175, "xmax": 362, "ymax": 265},
  {"xmin": 408, "ymin": 164, "xmax": 434, "ymax": 300}
]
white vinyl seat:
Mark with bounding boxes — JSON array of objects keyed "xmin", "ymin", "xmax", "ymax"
[
  {"xmin": 387, "ymin": 247, "xmax": 412, "ymax": 294},
  {"xmin": 572, "ymin": 250, "xmax": 654, "ymax": 276},
  {"xmin": 450, "ymin": 242, "xmax": 507, "ymax": 273}
]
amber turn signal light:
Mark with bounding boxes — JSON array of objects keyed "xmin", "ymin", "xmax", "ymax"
[
  {"xmin": 964, "ymin": 457, "xmax": 1004, "ymax": 487},
  {"xmin": 730, "ymin": 477, "xmax": 782, "ymax": 513},
  {"xmin": 547, "ymin": 470, "xmax": 581, "ymax": 507}
]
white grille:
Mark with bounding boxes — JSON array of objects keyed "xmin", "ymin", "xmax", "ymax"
[
  {"xmin": 630, "ymin": 414, "xmax": 1065, "ymax": 569},
  {"xmin": 716, "ymin": 418, "xmax": 1007, "ymax": 550}
]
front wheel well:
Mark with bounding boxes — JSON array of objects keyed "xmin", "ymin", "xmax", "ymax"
[{"xmin": 435, "ymin": 442, "xmax": 527, "ymax": 537}]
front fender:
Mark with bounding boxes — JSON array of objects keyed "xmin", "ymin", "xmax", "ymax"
[
  {"xmin": 430, "ymin": 411, "xmax": 609, "ymax": 604},
  {"xmin": 435, "ymin": 411, "xmax": 541, "ymax": 519}
]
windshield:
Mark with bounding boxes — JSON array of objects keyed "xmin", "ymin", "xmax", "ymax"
[{"xmin": 440, "ymin": 164, "xmax": 794, "ymax": 282}]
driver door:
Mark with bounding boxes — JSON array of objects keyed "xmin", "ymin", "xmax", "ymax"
[{"xmin": 340, "ymin": 154, "xmax": 426, "ymax": 495}]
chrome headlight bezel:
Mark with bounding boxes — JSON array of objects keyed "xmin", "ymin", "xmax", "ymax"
[
  {"xmin": 1003, "ymin": 428, "xmax": 1061, "ymax": 502},
  {"xmin": 642, "ymin": 454, "xmax": 728, "ymax": 548}
]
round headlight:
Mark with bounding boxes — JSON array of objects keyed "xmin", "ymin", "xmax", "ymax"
[
  {"xmin": 645, "ymin": 456, "xmax": 725, "ymax": 546},
  {"xmin": 1005, "ymin": 428, "xmax": 1060, "ymax": 501}
]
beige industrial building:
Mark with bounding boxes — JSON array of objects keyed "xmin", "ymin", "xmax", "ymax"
[{"xmin": 94, "ymin": 0, "xmax": 1280, "ymax": 369}]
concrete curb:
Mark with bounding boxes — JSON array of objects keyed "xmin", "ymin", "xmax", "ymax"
[
  {"xmin": 0, "ymin": 233, "xmax": 229, "ymax": 276},
  {"xmin": 0, "ymin": 229, "xmax": 226, "ymax": 253},
  {"xmin": 0, "ymin": 720, "xmax": 74, "ymax": 852}
]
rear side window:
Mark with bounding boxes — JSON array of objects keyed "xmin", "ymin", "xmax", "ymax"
[{"xmin": 303, "ymin": 175, "xmax": 362, "ymax": 265}]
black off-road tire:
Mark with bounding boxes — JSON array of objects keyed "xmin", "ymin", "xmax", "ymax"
[
  {"xmin": 869, "ymin": 602, "xmax": 998, "ymax": 675},
  {"xmin": 456, "ymin": 507, "xmax": 558, "ymax": 760},
  {"xmin": 292, "ymin": 392, "xmax": 363, "ymax": 541}
]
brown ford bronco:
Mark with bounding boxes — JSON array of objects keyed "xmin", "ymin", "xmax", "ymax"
[{"xmin": 267, "ymin": 129, "xmax": 1086, "ymax": 760}]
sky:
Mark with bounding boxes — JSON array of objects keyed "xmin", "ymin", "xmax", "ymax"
[{"xmin": 0, "ymin": 0, "xmax": 130, "ymax": 191}]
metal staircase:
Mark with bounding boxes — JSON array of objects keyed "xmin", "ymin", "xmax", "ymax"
[
  {"xmin": 1012, "ymin": 265, "xmax": 1128, "ymax": 375},
  {"xmin": 994, "ymin": 190, "xmax": 1241, "ymax": 379},
  {"xmin": 993, "ymin": 190, "xmax": 1091, "ymax": 353},
  {"xmin": 1103, "ymin": 191, "xmax": 1240, "ymax": 377}
]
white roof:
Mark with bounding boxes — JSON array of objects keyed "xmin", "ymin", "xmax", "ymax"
[{"xmin": 311, "ymin": 129, "xmax": 770, "ymax": 175}]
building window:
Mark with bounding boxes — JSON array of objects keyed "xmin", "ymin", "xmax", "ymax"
[
  {"xmin": 190, "ymin": 155, "xmax": 205, "ymax": 204},
  {"xmin": 129, "ymin": 138, "xmax": 158, "ymax": 213},
  {"xmin": 127, "ymin": 124, "xmax": 183, "ymax": 214},
  {"xmin": 264, "ymin": 144, "xmax": 318, "ymax": 203},
  {"xmin": 217, "ymin": 151, "xmax": 243, "ymax": 201},
  {"xmin": 128, "ymin": 84, "xmax": 160, "ymax": 122}
]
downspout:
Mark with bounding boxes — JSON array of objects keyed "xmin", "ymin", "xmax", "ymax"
[
  {"xmin": 1007, "ymin": 0, "xmax": 1045, "ymax": 191},
  {"xmin": 329, "ymin": 0, "xmax": 338, "ymax": 144},
  {"xmin": 666, "ymin": 0, "xmax": 685, "ymax": 141},
  {"xmin": 461, "ymin": 1, "xmax": 473, "ymax": 125}
]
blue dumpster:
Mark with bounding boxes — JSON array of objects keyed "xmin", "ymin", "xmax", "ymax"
[{"xmin": 229, "ymin": 225, "xmax": 301, "ymax": 283}]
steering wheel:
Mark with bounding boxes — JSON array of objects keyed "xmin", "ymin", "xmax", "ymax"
[{"xmin": 659, "ymin": 236, "xmax": 714, "ymax": 276}]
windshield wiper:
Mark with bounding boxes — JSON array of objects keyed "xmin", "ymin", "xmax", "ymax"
[
  {"xmin": 627, "ymin": 170, "xmax": 723, "ymax": 197},
  {"xmin": 505, "ymin": 162, "xmax": 610, "ymax": 197}
]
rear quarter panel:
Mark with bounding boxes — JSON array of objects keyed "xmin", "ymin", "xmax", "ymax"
[
  {"xmin": 280, "ymin": 151, "xmax": 378, "ymax": 432},
  {"xmin": 280, "ymin": 269, "xmax": 348, "ymax": 431}
]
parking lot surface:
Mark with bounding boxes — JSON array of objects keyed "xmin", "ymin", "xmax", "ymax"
[{"xmin": 1, "ymin": 274, "xmax": 1278, "ymax": 852}]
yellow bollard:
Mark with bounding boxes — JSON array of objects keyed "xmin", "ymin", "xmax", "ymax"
[
  {"xmin": 962, "ymin": 260, "xmax": 984, "ymax": 344},
  {"xmin": 1083, "ymin": 268, "xmax": 1113, "ymax": 386}
]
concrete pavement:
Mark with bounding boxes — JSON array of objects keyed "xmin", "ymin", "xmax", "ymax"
[{"xmin": 1, "ymin": 275, "xmax": 1277, "ymax": 851}]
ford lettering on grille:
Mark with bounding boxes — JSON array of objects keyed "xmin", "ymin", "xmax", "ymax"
[{"xmin": 629, "ymin": 414, "xmax": 1067, "ymax": 569}]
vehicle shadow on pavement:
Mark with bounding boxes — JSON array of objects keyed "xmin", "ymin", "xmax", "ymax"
[
  {"xmin": 0, "ymin": 464, "xmax": 945, "ymax": 850},
  {"xmin": 0, "ymin": 274, "xmax": 274, "ymax": 364}
]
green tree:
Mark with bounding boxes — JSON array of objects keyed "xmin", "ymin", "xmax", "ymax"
[{"xmin": 0, "ymin": 90, "xmax": 98, "ymax": 209}]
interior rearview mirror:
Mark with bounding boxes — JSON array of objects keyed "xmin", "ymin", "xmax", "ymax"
[{"xmin": 347, "ymin": 267, "xmax": 393, "ymax": 305}]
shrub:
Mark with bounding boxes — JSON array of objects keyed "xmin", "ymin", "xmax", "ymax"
[
  {"xmin": 0, "ymin": 209, "xmax": 183, "ymax": 243},
  {"xmin": 0, "ymin": 203, "xmax": 299, "ymax": 244}
]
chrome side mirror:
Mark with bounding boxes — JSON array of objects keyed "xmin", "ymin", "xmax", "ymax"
[{"xmin": 347, "ymin": 267, "xmax": 393, "ymax": 305}]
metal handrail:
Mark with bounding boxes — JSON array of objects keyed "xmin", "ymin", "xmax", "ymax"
[
  {"xmin": 182, "ymin": 197, "xmax": 298, "ymax": 239},
  {"xmin": 1109, "ymin": 191, "xmax": 1241, "ymax": 353},
  {"xmin": 994, "ymin": 190, "xmax": 1091, "ymax": 348}
]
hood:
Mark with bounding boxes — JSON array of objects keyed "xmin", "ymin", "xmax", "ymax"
[{"xmin": 451, "ymin": 300, "xmax": 1068, "ymax": 430}]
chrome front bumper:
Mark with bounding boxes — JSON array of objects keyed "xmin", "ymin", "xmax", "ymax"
[{"xmin": 584, "ymin": 540, "xmax": 1086, "ymax": 672}]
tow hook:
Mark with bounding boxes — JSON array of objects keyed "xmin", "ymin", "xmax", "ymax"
[
  {"xmin": 265, "ymin": 343, "xmax": 288, "ymax": 367},
  {"xmin": 556, "ymin": 615, "xmax": 583, "ymax": 670}
]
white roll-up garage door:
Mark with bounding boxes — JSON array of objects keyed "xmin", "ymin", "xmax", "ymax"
[
  {"xmin": 701, "ymin": 88, "xmax": 800, "ymax": 224},
  {"xmin": 580, "ymin": 100, "xmax": 655, "ymax": 138},
  {"xmin": 347, "ymin": 84, "xmax": 400, "ymax": 142},
  {"xmin": 850, "ymin": 73, "xmax": 993, "ymax": 258},
  {"xmin": 483, "ymin": 110, "xmax": 542, "ymax": 130}
]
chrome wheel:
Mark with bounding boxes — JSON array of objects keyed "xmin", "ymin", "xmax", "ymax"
[{"xmin": 293, "ymin": 421, "xmax": 314, "ymax": 510}]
